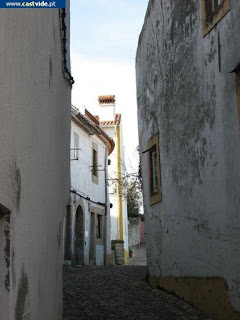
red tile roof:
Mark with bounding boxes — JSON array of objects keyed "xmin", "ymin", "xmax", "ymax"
[
  {"xmin": 94, "ymin": 114, "xmax": 121, "ymax": 126},
  {"xmin": 85, "ymin": 109, "xmax": 99, "ymax": 126},
  {"xmin": 98, "ymin": 95, "xmax": 115, "ymax": 104}
]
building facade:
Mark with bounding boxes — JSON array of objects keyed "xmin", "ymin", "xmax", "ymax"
[
  {"xmin": 136, "ymin": 1, "xmax": 240, "ymax": 319},
  {"xmin": 64, "ymin": 106, "xmax": 114, "ymax": 266},
  {"xmin": 0, "ymin": 4, "xmax": 71, "ymax": 320},
  {"xmin": 95, "ymin": 96, "xmax": 129, "ymax": 264}
]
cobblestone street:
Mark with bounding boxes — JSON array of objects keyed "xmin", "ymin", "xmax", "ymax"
[
  {"xmin": 127, "ymin": 244, "xmax": 147, "ymax": 266},
  {"xmin": 63, "ymin": 265, "xmax": 211, "ymax": 320}
]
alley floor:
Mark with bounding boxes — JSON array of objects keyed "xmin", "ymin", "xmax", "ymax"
[
  {"xmin": 127, "ymin": 243, "xmax": 147, "ymax": 266},
  {"xmin": 63, "ymin": 265, "xmax": 212, "ymax": 320}
]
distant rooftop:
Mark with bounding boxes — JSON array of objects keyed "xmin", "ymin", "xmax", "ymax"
[
  {"xmin": 98, "ymin": 95, "xmax": 115, "ymax": 105},
  {"xmin": 95, "ymin": 114, "xmax": 121, "ymax": 126}
]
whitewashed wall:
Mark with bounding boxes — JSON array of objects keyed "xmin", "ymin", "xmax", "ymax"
[
  {"xmin": 103, "ymin": 124, "xmax": 128, "ymax": 253},
  {"xmin": 136, "ymin": 0, "xmax": 240, "ymax": 316},
  {"xmin": 69, "ymin": 120, "xmax": 108, "ymax": 265},
  {"xmin": 0, "ymin": 4, "xmax": 71, "ymax": 320}
]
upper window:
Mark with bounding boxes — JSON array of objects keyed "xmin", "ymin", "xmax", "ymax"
[
  {"xmin": 92, "ymin": 142, "xmax": 99, "ymax": 184},
  {"xmin": 73, "ymin": 132, "xmax": 79, "ymax": 160},
  {"xmin": 150, "ymin": 147, "xmax": 159, "ymax": 195},
  {"xmin": 92, "ymin": 149, "xmax": 97, "ymax": 177},
  {"xmin": 201, "ymin": 0, "xmax": 230, "ymax": 36},
  {"xmin": 147, "ymin": 133, "xmax": 162, "ymax": 206}
]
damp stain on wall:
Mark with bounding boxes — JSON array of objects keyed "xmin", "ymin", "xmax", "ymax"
[
  {"xmin": 15, "ymin": 268, "xmax": 28, "ymax": 320},
  {"xmin": 4, "ymin": 214, "xmax": 10, "ymax": 291}
]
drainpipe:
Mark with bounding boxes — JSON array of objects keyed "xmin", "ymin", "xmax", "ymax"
[
  {"xmin": 116, "ymin": 125, "xmax": 123, "ymax": 241},
  {"xmin": 104, "ymin": 143, "xmax": 108, "ymax": 265}
]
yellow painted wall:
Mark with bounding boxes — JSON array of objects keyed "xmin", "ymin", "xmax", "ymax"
[
  {"xmin": 116, "ymin": 125, "xmax": 127, "ymax": 264},
  {"xmin": 149, "ymin": 276, "xmax": 240, "ymax": 320}
]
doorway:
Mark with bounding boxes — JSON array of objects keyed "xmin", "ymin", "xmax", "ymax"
[{"xmin": 74, "ymin": 205, "xmax": 84, "ymax": 265}]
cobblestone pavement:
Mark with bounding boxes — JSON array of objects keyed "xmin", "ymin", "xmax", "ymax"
[
  {"xmin": 64, "ymin": 265, "xmax": 211, "ymax": 320},
  {"xmin": 127, "ymin": 243, "xmax": 147, "ymax": 266}
]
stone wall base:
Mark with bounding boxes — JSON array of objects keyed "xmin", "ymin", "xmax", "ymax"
[{"xmin": 149, "ymin": 276, "xmax": 240, "ymax": 320}]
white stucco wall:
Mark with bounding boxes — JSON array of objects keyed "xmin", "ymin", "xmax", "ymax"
[
  {"xmin": 104, "ymin": 126, "xmax": 119, "ymax": 240},
  {"xmin": 102, "ymin": 124, "xmax": 128, "ymax": 253},
  {"xmin": 128, "ymin": 217, "xmax": 141, "ymax": 247},
  {"xmin": 0, "ymin": 5, "xmax": 71, "ymax": 320},
  {"xmin": 136, "ymin": 0, "xmax": 240, "ymax": 313},
  {"xmin": 71, "ymin": 121, "xmax": 107, "ymax": 204},
  {"xmin": 68, "ymin": 119, "xmax": 108, "ymax": 266}
]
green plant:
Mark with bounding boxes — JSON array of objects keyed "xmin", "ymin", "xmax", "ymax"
[{"xmin": 129, "ymin": 248, "xmax": 133, "ymax": 257}]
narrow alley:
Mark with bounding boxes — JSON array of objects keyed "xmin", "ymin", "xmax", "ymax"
[
  {"xmin": 1, "ymin": 1, "xmax": 240, "ymax": 319},
  {"xmin": 63, "ymin": 265, "xmax": 211, "ymax": 320}
]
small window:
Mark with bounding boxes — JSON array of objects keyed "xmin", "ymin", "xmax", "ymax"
[
  {"xmin": 147, "ymin": 133, "xmax": 162, "ymax": 206},
  {"xmin": 150, "ymin": 147, "xmax": 159, "ymax": 194},
  {"xmin": 96, "ymin": 214, "xmax": 102, "ymax": 239},
  {"xmin": 92, "ymin": 142, "xmax": 99, "ymax": 184},
  {"xmin": 201, "ymin": 0, "xmax": 230, "ymax": 36},
  {"xmin": 92, "ymin": 149, "xmax": 97, "ymax": 177},
  {"xmin": 73, "ymin": 132, "xmax": 79, "ymax": 160}
]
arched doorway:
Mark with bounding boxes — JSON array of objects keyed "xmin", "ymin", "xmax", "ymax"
[{"xmin": 74, "ymin": 205, "xmax": 84, "ymax": 265}]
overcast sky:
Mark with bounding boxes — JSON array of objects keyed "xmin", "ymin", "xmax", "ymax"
[{"xmin": 70, "ymin": 0, "xmax": 149, "ymax": 171}]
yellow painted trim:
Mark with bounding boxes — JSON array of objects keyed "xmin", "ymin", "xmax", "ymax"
[
  {"xmin": 124, "ymin": 249, "xmax": 128, "ymax": 265},
  {"xmin": 149, "ymin": 276, "xmax": 240, "ymax": 320},
  {"xmin": 201, "ymin": 0, "xmax": 230, "ymax": 37},
  {"xmin": 116, "ymin": 125, "xmax": 123, "ymax": 241}
]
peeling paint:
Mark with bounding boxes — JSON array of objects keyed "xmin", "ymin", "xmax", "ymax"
[
  {"xmin": 15, "ymin": 268, "xmax": 28, "ymax": 320},
  {"xmin": 14, "ymin": 161, "xmax": 21, "ymax": 209},
  {"xmin": 4, "ymin": 214, "xmax": 10, "ymax": 291},
  {"xmin": 12, "ymin": 248, "xmax": 16, "ymax": 289}
]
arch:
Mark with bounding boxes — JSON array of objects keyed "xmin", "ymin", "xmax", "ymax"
[{"xmin": 74, "ymin": 205, "xmax": 84, "ymax": 265}]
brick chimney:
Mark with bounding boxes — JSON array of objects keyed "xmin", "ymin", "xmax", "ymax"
[{"xmin": 98, "ymin": 95, "xmax": 116, "ymax": 122}]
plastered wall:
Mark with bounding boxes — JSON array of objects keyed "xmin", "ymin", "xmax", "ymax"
[
  {"xmin": 0, "ymin": 5, "xmax": 71, "ymax": 319},
  {"xmin": 69, "ymin": 121, "xmax": 109, "ymax": 265},
  {"xmin": 136, "ymin": 0, "xmax": 240, "ymax": 318}
]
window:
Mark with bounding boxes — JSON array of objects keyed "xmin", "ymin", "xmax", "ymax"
[
  {"xmin": 92, "ymin": 149, "xmax": 97, "ymax": 177},
  {"xmin": 150, "ymin": 147, "xmax": 159, "ymax": 194},
  {"xmin": 96, "ymin": 214, "xmax": 102, "ymax": 239},
  {"xmin": 147, "ymin": 133, "xmax": 162, "ymax": 206},
  {"xmin": 201, "ymin": 0, "xmax": 230, "ymax": 36},
  {"xmin": 92, "ymin": 142, "xmax": 99, "ymax": 184},
  {"xmin": 73, "ymin": 132, "xmax": 79, "ymax": 160}
]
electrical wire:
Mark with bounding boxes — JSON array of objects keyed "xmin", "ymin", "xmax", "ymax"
[{"xmin": 70, "ymin": 188, "xmax": 106, "ymax": 208}]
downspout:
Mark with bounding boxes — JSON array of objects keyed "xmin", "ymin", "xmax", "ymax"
[
  {"xmin": 116, "ymin": 125, "xmax": 123, "ymax": 241},
  {"xmin": 104, "ymin": 143, "xmax": 108, "ymax": 265}
]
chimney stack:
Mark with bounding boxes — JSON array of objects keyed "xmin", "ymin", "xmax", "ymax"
[{"xmin": 98, "ymin": 95, "xmax": 116, "ymax": 122}]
